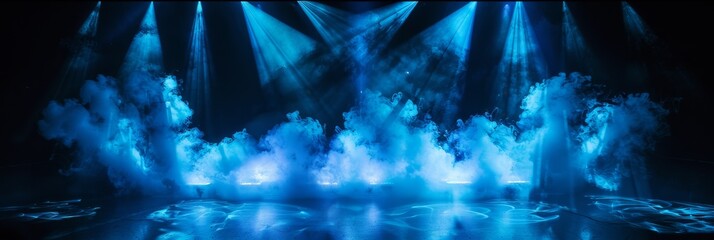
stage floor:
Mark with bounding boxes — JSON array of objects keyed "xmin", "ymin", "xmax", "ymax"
[{"xmin": 2, "ymin": 196, "xmax": 713, "ymax": 239}]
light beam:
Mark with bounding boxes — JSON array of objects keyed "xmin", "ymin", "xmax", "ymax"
[
  {"xmin": 373, "ymin": 2, "xmax": 477, "ymax": 128},
  {"xmin": 349, "ymin": 1, "xmax": 418, "ymax": 60},
  {"xmin": 120, "ymin": 2, "xmax": 163, "ymax": 76},
  {"xmin": 562, "ymin": 2, "xmax": 593, "ymax": 73},
  {"xmin": 622, "ymin": 1, "xmax": 656, "ymax": 49},
  {"xmin": 349, "ymin": 2, "xmax": 417, "ymax": 93},
  {"xmin": 241, "ymin": 1, "xmax": 317, "ymax": 87},
  {"xmin": 53, "ymin": 1, "xmax": 101, "ymax": 99},
  {"xmin": 495, "ymin": 1, "xmax": 546, "ymax": 118},
  {"xmin": 79, "ymin": 1, "xmax": 101, "ymax": 37},
  {"xmin": 242, "ymin": 1, "xmax": 340, "ymax": 122},
  {"xmin": 299, "ymin": 1, "xmax": 417, "ymax": 93},
  {"xmin": 297, "ymin": 1, "xmax": 352, "ymax": 50},
  {"xmin": 186, "ymin": 1, "xmax": 212, "ymax": 129}
]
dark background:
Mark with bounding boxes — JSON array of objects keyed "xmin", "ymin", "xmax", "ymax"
[{"xmin": 1, "ymin": 1, "xmax": 712, "ymax": 204}]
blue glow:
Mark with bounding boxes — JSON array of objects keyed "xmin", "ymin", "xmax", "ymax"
[
  {"xmin": 53, "ymin": 1, "xmax": 101, "ymax": 99},
  {"xmin": 241, "ymin": 1, "xmax": 317, "ymax": 87},
  {"xmin": 419, "ymin": 2, "xmax": 476, "ymax": 63},
  {"xmin": 365, "ymin": 2, "xmax": 477, "ymax": 126},
  {"xmin": 162, "ymin": 77, "xmax": 193, "ymax": 127},
  {"xmin": 39, "ymin": 3, "xmax": 669, "ymax": 200},
  {"xmin": 516, "ymin": 73, "xmax": 668, "ymax": 192},
  {"xmin": 350, "ymin": 2, "xmax": 417, "ymax": 93},
  {"xmin": 139, "ymin": 200, "xmax": 565, "ymax": 238},
  {"xmin": 241, "ymin": 2, "xmax": 334, "ymax": 119},
  {"xmin": 40, "ymin": 70, "xmax": 668, "ymax": 199},
  {"xmin": 298, "ymin": 1, "xmax": 416, "ymax": 55},
  {"xmin": 496, "ymin": 1, "xmax": 546, "ymax": 118},
  {"xmin": 622, "ymin": 2, "xmax": 656, "ymax": 48},
  {"xmin": 492, "ymin": 3, "xmax": 512, "ymax": 63},
  {"xmin": 120, "ymin": 2, "xmax": 163, "ymax": 75},
  {"xmin": 562, "ymin": 2, "xmax": 592, "ymax": 72},
  {"xmin": 577, "ymin": 93, "xmax": 667, "ymax": 191},
  {"xmin": 299, "ymin": 1, "xmax": 416, "ymax": 93},
  {"xmin": 186, "ymin": 1, "xmax": 212, "ymax": 125},
  {"xmin": 78, "ymin": 1, "xmax": 101, "ymax": 37},
  {"xmin": 588, "ymin": 196, "xmax": 714, "ymax": 233},
  {"xmin": 298, "ymin": 1, "xmax": 352, "ymax": 49},
  {"xmin": 349, "ymin": 1, "xmax": 417, "ymax": 59},
  {"xmin": 0, "ymin": 199, "xmax": 99, "ymax": 222}
]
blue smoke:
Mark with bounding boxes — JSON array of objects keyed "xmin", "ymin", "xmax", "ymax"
[
  {"xmin": 39, "ymin": 70, "xmax": 667, "ymax": 199},
  {"xmin": 578, "ymin": 93, "xmax": 667, "ymax": 190},
  {"xmin": 519, "ymin": 73, "xmax": 668, "ymax": 191}
]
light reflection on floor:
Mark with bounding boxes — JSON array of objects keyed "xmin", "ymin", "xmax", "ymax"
[
  {"xmin": 586, "ymin": 195, "xmax": 714, "ymax": 233},
  {"xmin": 1, "ymin": 197, "xmax": 712, "ymax": 239},
  {"xmin": 146, "ymin": 200, "xmax": 563, "ymax": 239},
  {"xmin": 0, "ymin": 199, "xmax": 99, "ymax": 222}
]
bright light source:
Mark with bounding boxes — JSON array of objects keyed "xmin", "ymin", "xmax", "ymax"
[
  {"xmin": 444, "ymin": 180, "xmax": 472, "ymax": 185},
  {"xmin": 239, "ymin": 182, "xmax": 262, "ymax": 186},
  {"xmin": 185, "ymin": 174, "xmax": 212, "ymax": 186},
  {"xmin": 317, "ymin": 181, "xmax": 339, "ymax": 186}
]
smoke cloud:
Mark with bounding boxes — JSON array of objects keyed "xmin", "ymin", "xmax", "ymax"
[{"xmin": 39, "ymin": 72, "xmax": 667, "ymax": 199}]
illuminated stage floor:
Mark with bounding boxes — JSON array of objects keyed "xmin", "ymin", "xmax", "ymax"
[{"xmin": 2, "ymin": 196, "xmax": 713, "ymax": 239}]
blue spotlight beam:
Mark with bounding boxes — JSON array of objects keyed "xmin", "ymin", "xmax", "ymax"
[
  {"xmin": 417, "ymin": 1, "xmax": 476, "ymax": 70},
  {"xmin": 53, "ymin": 1, "xmax": 101, "ymax": 99},
  {"xmin": 298, "ymin": 1, "xmax": 416, "ymax": 59},
  {"xmin": 622, "ymin": 1, "xmax": 657, "ymax": 49},
  {"xmin": 495, "ymin": 1, "xmax": 546, "ymax": 118},
  {"xmin": 297, "ymin": 1, "xmax": 352, "ymax": 50},
  {"xmin": 241, "ymin": 1, "xmax": 317, "ymax": 86},
  {"xmin": 79, "ymin": 1, "xmax": 101, "ymax": 37},
  {"xmin": 186, "ymin": 1, "xmax": 212, "ymax": 125},
  {"xmin": 378, "ymin": 2, "xmax": 477, "ymax": 128},
  {"xmin": 494, "ymin": 3, "xmax": 512, "ymax": 49},
  {"xmin": 562, "ymin": 2, "xmax": 593, "ymax": 72},
  {"xmin": 242, "ymin": 2, "xmax": 337, "ymax": 119},
  {"xmin": 349, "ymin": 1, "xmax": 417, "ymax": 59},
  {"xmin": 120, "ymin": 2, "xmax": 163, "ymax": 76},
  {"xmin": 347, "ymin": 1, "xmax": 417, "ymax": 93}
]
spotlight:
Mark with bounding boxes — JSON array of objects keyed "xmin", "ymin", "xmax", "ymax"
[{"xmin": 120, "ymin": 1, "xmax": 163, "ymax": 75}]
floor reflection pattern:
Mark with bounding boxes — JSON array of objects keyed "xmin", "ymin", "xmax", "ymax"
[
  {"xmin": 588, "ymin": 195, "xmax": 714, "ymax": 233},
  {"xmin": 0, "ymin": 199, "xmax": 99, "ymax": 222},
  {"xmin": 146, "ymin": 200, "xmax": 562, "ymax": 238}
]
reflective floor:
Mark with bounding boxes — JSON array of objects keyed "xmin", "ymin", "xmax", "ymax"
[{"xmin": 1, "ymin": 196, "xmax": 713, "ymax": 239}]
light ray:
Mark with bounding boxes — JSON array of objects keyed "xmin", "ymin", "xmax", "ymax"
[
  {"xmin": 186, "ymin": 1, "xmax": 212, "ymax": 128},
  {"xmin": 52, "ymin": 1, "xmax": 101, "ymax": 99},
  {"xmin": 372, "ymin": 2, "xmax": 477, "ymax": 127},
  {"xmin": 120, "ymin": 2, "xmax": 163, "ymax": 76},
  {"xmin": 495, "ymin": 1, "xmax": 546, "ymax": 118},
  {"xmin": 241, "ymin": 1, "xmax": 317, "ymax": 87},
  {"xmin": 562, "ymin": 2, "xmax": 592, "ymax": 72},
  {"xmin": 622, "ymin": 1, "xmax": 657, "ymax": 49}
]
